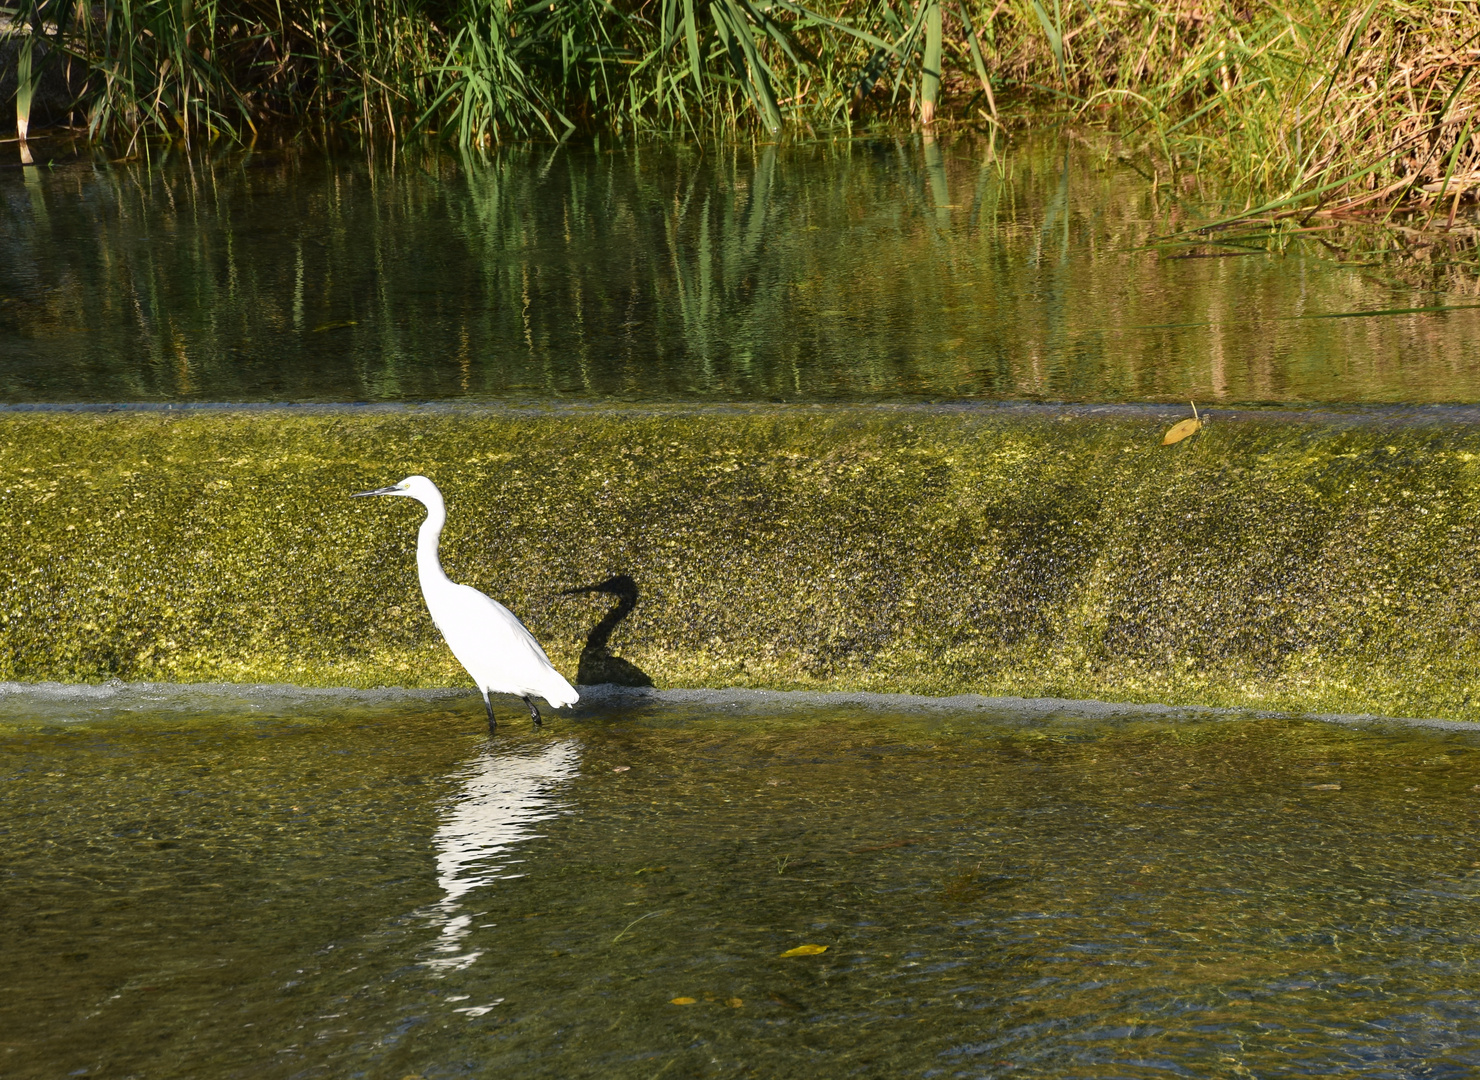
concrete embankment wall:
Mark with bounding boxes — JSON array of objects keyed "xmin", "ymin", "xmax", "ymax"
[{"xmin": 3, "ymin": 404, "xmax": 1479, "ymax": 719}]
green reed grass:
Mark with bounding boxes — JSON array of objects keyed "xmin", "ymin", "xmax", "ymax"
[{"xmin": 6, "ymin": 0, "xmax": 1480, "ymax": 223}]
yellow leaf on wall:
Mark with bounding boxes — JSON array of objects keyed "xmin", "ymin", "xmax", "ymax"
[
  {"xmin": 1162, "ymin": 418, "xmax": 1202, "ymax": 445},
  {"xmin": 1162, "ymin": 402, "xmax": 1205, "ymax": 445}
]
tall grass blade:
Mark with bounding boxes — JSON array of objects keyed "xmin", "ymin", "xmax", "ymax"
[
  {"xmin": 681, "ymin": 0, "xmax": 703, "ymax": 95},
  {"xmin": 770, "ymin": 0, "xmax": 896, "ymax": 54},
  {"xmin": 957, "ymin": 3, "xmax": 996, "ymax": 120},
  {"xmin": 1028, "ymin": 0, "xmax": 1064, "ymax": 84},
  {"xmin": 15, "ymin": 22, "xmax": 35, "ymax": 158},
  {"xmin": 711, "ymin": 0, "xmax": 782, "ymax": 133},
  {"xmin": 920, "ymin": 0, "xmax": 941, "ymax": 124}
]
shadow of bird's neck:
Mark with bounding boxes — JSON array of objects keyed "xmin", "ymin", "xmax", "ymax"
[{"xmin": 585, "ymin": 592, "xmax": 637, "ymax": 652}]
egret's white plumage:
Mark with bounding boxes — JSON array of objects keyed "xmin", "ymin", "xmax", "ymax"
[{"xmin": 353, "ymin": 475, "xmax": 578, "ymax": 732}]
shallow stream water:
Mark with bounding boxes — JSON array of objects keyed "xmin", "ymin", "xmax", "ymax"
[{"xmin": 6, "ymin": 686, "xmax": 1480, "ymax": 1079}]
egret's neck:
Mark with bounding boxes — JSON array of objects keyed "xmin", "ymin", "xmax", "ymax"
[{"xmin": 415, "ymin": 494, "xmax": 452, "ymax": 589}]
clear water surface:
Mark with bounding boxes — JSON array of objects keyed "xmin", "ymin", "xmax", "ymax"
[
  {"xmin": 6, "ymin": 685, "xmax": 1480, "ymax": 1079},
  {"xmin": 5, "ymin": 135, "xmax": 1480, "ymax": 405}
]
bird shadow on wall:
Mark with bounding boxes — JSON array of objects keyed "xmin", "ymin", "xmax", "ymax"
[{"xmin": 560, "ymin": 574, "xmax": 654, "ymax": 687}]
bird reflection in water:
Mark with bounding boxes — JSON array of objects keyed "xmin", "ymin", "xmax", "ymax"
[{"xmin": 422, "ymin": 740, "xmax": 581, "ymax": 973}]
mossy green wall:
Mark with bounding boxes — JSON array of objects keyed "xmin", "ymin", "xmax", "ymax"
[{"xmin": 3, "ymin": 405, "xmax": 1479, "ymax": 718}]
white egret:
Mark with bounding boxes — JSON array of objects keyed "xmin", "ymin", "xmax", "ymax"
[{"xmin": 353, "ymin": 475, "xmax": 578, "ymax": 733}]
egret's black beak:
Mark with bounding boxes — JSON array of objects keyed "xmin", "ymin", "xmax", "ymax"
[{"xmin": 352, "ymin": 485, "xmax": 400, "ymax": 498}]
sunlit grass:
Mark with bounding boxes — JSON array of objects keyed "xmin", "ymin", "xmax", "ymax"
[{"xmin": 6, "ymin": 0, "xmax": 1480, "ymax": 234}]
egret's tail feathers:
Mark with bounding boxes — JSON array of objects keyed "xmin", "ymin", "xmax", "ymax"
[
  {"xmin": 534, "ymin": 670, "xmax": 579, "ymax": 709},
  {"xmin": 518, "ymin": 668, "xmax": 574, "ymax": 710}
]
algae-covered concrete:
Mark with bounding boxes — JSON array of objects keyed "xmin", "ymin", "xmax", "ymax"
[{"xmin": 3, "ymin": 404, "xmax": 1479, "ymax": 718}]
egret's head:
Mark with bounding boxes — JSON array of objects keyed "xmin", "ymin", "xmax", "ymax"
[{"xmin": 352, "ymin": 474, "xmax": 440, "ymax": 502}]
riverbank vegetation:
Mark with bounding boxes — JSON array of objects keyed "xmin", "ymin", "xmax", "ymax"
[{"xmin": 3, "ymin": 0, "xmax": 1478, "ymax": 222}]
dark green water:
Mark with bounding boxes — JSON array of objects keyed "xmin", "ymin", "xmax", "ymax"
[
  {"xmin": 6, "ymin": 686, "xmax": 1480, "ymax": 1079},
  {"xmin": 5, "ymin": 134, "xmax": 1480, "ymax": 405}
]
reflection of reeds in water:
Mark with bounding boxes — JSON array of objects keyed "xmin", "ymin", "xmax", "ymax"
[{"xmin": 5, "ymin": 134, "xmax": 1480, "ymax": 405}]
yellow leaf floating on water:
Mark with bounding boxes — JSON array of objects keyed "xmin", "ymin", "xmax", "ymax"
[
  {"xmin": 1162, "ymin": 401, "xmax": 1204, "ymax": 445},
  {"xmin": 670, "ymin": 997, "xmax": 697, "ymax": 1005},
  {"xmin": 781, "ymin": 944, "xmax": 829, "ymax": 957}
]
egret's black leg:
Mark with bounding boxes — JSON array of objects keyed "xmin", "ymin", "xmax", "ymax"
[
  {"xmin": 483, "ymin": 693, "xmax": 497, "ymax": 736},
  {"xmin": 524, "ymin": 696, "xmax": 543, "ymax": 728}
]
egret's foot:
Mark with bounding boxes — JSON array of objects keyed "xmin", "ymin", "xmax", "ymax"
[
  {"xmin": 524, "ymin": 696, "xmax": 543, "ymax": 728},
  {"xmin": 483, "ymin": 696, "xmax": 498, "ymax": 736}
]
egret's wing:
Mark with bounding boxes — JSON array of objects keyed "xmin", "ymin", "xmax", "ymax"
[
  {"xmin": 434, "ymin": 585, "xmax": 549, "ymax": 662},
  {"xmin": 480, "ymin": 587, "xmax": 560, "ymax": 655},
  {"xmin": 432, "ymin": 585, "xmax": 577, "ymax": 705}
]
